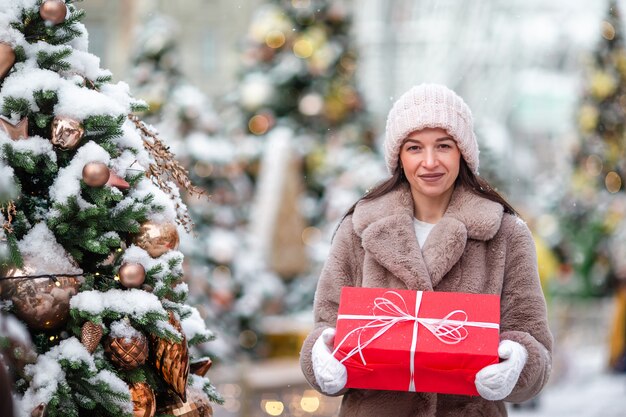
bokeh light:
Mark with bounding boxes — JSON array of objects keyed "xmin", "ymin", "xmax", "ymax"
[
  {"xmin": 300, "ymin": 394, "xmax": 320, "ymax": 412},
  {"xmin": 249, "ymin": 114, "xmax": 271, "ymax": 135},
  {"xmin": 293, "ymin": 39, "xmax": 314, "ymax": 58},
  {"xmin": 263, "ymin": 400, "xmax": 285, "ymax": 416},
  {"xmin": 265, "ymin": 30, "xmax": 286, "ymax": 48},
  {"xmin": 602, "ymin": 20, "xmax": 616, "ymax": 40},
  {"xmin": 605, "ymin": 171, "xmax": 622, "ymax": 193}
]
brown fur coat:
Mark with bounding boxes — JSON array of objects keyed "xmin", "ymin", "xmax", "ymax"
[{"xmin": 300, "ymin": 184, "xmax": 552, "ymax": 417}]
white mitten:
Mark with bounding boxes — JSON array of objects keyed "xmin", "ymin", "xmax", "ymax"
[
  {"xmin": 475, "ymin": 339, "xmax": 528, "ymax": 401},
  {"xmin": 311, "ymin": 328, "xmax": 347, "ymax": 395}
]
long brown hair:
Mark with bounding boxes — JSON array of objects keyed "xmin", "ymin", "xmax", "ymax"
[{"xmin": 342, "ymin": 158, "xmax": 517, "ymax": 221}]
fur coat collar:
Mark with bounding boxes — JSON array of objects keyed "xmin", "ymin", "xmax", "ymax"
[{"xmin": 351, "ymin": 183, "xmax": 504, "ymax": 290}]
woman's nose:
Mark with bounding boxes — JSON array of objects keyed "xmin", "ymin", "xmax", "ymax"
[{"xmin": 423, "ymin": 149, "xmax": 438, "ymax": 167}]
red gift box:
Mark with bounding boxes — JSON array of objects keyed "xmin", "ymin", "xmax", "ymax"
[{"xmin": 333, "ymin": 287, "xmax": 500, "ymax": 396}]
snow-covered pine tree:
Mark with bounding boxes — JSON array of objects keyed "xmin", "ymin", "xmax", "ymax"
[{"xmin": 0, "ymin": 1, "xmax": 221, "ymax": 416}]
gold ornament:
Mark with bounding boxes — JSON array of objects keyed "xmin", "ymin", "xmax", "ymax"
[
  {"xmin": 118, "ymin": 263, "xmax": 146, "ymax": 288},
  {"xmin": 189, "ymin": 358, "xmax": 212, "ymax": 377},
  {"xmin": 104, "ymin": 332, "xmax": 149, "ymax": 370},
  {"xmin": 152, "ymin": 311, "xmax": 189, "ymax": 401},
  {"xmin": 82, "ymin": 162, "xmax": 111, "ymax": 187},
  {"xmin": 0, "ymin": 270, "xmax": 82, "ymax": 331},
  {"xmin": 80, "ymin": 321, "xmax": 103, "ymax": 354},
  {"xmin": 31, "ymin": 403, "xmax": 48, "ymax": 417},
  {"xmin": 129, "ymin": 382, "xmax": 156, "ymax": 417},
  {"xmin": 106, "ymin": 172, "xmax": 130, "ymax": 190},
  {"xmin": 0, "ymin": 42, "xmax": 15, "ymax": 82},
  {"xmin": 0, "ymin": 116, "xmax": 27, "ymax": 140},
  {"xmin": 39, "ymin": 0, "xmax": 67, "ymax": 25},
  {"xmin": 155, "ymin": 388, "xmax": 213, "ymax": 417},
  {"xmin": 51, "ymin": 116, "xmax": 84, "ymax": 150},
  {"xmin": 134, "ymin": 221, "xmax": 179, "ymax": 258}
]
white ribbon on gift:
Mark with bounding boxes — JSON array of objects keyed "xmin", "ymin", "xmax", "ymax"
[{"xmin": 332, "ymin": 290, "xmax": 499, "ymax": 392}]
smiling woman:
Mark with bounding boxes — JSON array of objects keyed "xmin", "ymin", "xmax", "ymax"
[{"xmin": 300, "ymin": 83, "xmax": 553, "ymax": 417}]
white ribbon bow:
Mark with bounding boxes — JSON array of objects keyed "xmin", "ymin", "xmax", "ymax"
[{"xmin": 333, "ymin": 290, "xmax": 499, "ymax": 391}]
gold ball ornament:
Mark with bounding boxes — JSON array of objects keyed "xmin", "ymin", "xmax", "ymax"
[
  {"xmin": 104, "ymin": 332, "xmax": 149, "ymax": 370},
  {"xmin": 118, "ymin": 263, "xmax": 146, "ymax": 288},
  {"xmin": 0, "ymin": 42, "xmax": 16, "ymax": 82},
  {"xmin": 155, "ymin": 388, "xmax": 213, "ymax": 417},
  {"xmin": 51, "ymin": 116, "xmax": 84, "ymax": 150},
  {"xmin": 82, "ymin": 162, "xmax": 111, "ymax": 187},
  {"xmin": 151, "ymin": 311, "xmax": 189, "ymax": 401},
  {"xmin": 129, "ymin": 382, "xmax": 156, "ymax": 417},
  {"xmin": 39, "ymin": 0, "xmax": 68, "ymax": 25},
  {"xmin": 134, "ymin": 221, "xmax": 179, "ymax": 258},
  {"xmin": 80, "ymin": 321, "xmax": 103, "ymax": 354},
  {"xmin": 0, "ymin": 269, "xmax": 82, "ymax": 331}
]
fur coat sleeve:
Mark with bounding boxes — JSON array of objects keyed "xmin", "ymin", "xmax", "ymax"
[
  {"xmin": 299, "ymin": 215, "xmax": 362, "ymax": 396},
  {"xmin": 499, "ymin": 216, "xmax": 552, "ymax": 403}
]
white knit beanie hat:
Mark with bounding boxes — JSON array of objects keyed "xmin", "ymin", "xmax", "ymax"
[{"xmin": 384, "ymin": 83, "xmax": 479, "ymax": 175}]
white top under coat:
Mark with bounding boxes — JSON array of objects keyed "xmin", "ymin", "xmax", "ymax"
[{"xmin": 413, "ymin": 217, "xmax": 436, "ymax": 248}]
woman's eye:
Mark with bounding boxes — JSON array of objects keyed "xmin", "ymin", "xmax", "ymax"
[
  {"xmin": 438, "ymin": 144, "xmax": 452, "ymax": 149},
  {"xmin": 407, "ymin": 145, "xmax": 421, "ymax": 151}
]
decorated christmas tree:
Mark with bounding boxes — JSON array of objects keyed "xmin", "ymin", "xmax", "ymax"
[
  {"xmin": 554, "ymin": 0, "xmax": 626, "ymax": 297},
  {"xmin": 0, "ymin": 1, "xmax": 221, "ymax": 416},
  {"xmin": 234, "ymin": 0, "xmax": 384, "ymax": 316}
]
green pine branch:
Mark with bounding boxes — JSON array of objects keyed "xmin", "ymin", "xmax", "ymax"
[{"xmin": 36, "ymin": 48, "xmax": 72, "ymax": 72}]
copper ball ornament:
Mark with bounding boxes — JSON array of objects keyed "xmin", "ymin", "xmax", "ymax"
[
  {"xmin": 129, "ymin": 382, "xmax": 156, "ymax": 417},
  {"xmin": 0, "ymin": 269, "xmax": 82, "ymax": 331},
  {"xmin": 134, "ymin": 221, "xmax": 179, "ymax": 258},
  {"xmin": 82, "ymin": 162, "xmax": 111, "ymax": 187},
  {"xmin": 118, "ymin": 263, "xmax": 146, "ymax": 288},
  {"xmin": 0, "ymin": 42, "xmax": 16, "ymax": 82},
  {"xmin": 51, "ymin": 116, "xmax": 84, "ymax": 150},
  {"xmin": 39, "ymin": 0, "xmax": 67, "ymax": 25},
  {"xmin": 104, "ymin": 332, "xmax": 149, "ymax": 370}
]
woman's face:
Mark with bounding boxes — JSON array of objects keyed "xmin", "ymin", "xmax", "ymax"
[{"xmin": 399, "ymin": 127, "xmax": 461, "ymax": 201}]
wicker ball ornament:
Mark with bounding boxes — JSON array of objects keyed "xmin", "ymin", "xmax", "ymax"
[
  {"xmin": 104, "ymin": 332, "xmax": 149, "ymax": 370},
  {"xmin": 134, "ymin": 221, "xmax": 179, "ymax": 258},
  {"xmin": 82, "ymin": 162, "xmax": 110, "ymax": 187},
  {"xmin": 129, "ymin": 382, "xmax": 156, "ymax": 417},
  {"xmin": 118, "ymin": 263, "xmax": 146, "ymax": 288},
  {"xmin": 39, "ymin": 0, "xmax": 67, "ymax": 25}
]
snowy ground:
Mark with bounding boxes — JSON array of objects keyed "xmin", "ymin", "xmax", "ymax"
[
  {"xmin": 509, "ymin": 345, "xmax": 626, "ymax": 417},
  {"xmin": 509, "ymin": 297, "xmax": 626, "ymax": 417}
]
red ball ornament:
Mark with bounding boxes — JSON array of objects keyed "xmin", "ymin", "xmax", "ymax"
[{"xmin": 40, "ymin": 0, "xmax": 67, "ymax": 25}]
